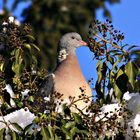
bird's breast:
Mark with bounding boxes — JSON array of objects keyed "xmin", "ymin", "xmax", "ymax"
[{"xmin": 54, "ymin": 54, "xmax": 92, "ymax": 111}]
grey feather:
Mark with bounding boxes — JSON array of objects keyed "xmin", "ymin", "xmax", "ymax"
[
  {"xmin": 32, "ymin": 32, "xmax": 88, "ymax": 112},
  {"xmin": 31, "ymin": 74, "xmax": 54, "ymax": 113}
]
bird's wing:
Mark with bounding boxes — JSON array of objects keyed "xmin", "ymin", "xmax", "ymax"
[{"xmin": 31, "ymin": 74, "xmax": 55, "ymax": 113}]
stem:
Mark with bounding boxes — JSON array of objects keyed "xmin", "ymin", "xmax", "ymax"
[
  {"xmin": 0, "ymin": 108, "xmax": 11, "ymax": 129},
  {"xmin": 94, "ymin": 33, "xmax": 124, "ymax": 51},
  {"xmin": 69, "ymin": 95, "xmax": 93, "ymax": 107}
]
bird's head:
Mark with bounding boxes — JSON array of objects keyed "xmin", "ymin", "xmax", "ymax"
[
  {"xmin": 57, "ymin": 32, "xmax": 88, "ymax": 63},
  {"xmin": 59, "ymin": 32, "xmax": 87, "ymax": 51}
]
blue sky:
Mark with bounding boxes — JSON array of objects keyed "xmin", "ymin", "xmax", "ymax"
[
  {"xmin": 77, "ymin": 0, "xmax": 140, "ymax": 84},
  {"xmin": 0, "ymin": 0, "xmax": 140, "ymax": 87}
]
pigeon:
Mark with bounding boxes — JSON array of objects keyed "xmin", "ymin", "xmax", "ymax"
[{"xmin": 32, "ymin": 32, "xmax": 92, "ymax": 114}]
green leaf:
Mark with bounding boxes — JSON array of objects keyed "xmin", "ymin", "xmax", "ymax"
[
  {"xmin": 0, "ymin": 63, "xmax": 4, "ymax": 71},
  {"xmin": 113, "ymin": 82, "xmax": 122, "ymax": 101},
  {"xmin": 95, "ymin": 82, "xmax": 104, "ymax": 100},
  {"xmin": 48, "ymin": 125, "xmax": 54, "ymax": 139},
  {"xmin": 23, "ymin": 43, "xmax": 31, "ymax": 50},
  {"xmin": 28, "ymin": 96, "xmax": 34, "ymax": 102},
  {"xmin": 23, "ymin": 123, "xmax": 34, "ymax": 135},
  {"xmin": 70, "ymin": 127, "xmax": 79, "ymax": 138},
  {"xmin": 65, "ymin": 121, "xmax": 76, "ymax": 129},
  {"xmin": 26, "ymin": 35, "xmax": 35, "ymax": 41},
  {"xmin": 112, "ymin": 59, "xmax": 120, "ymax": 71},
  {"xmin": 0, "ymin": 128, "xmax": 5, "ymax": 140},
  {"xmin": 12, "ymin": 48, "xmax": 24, "ymax": 77},
  {"xmin": 31, "ymin": 43, "xmax": 40, "ymax": 51},
  {"xmin": 114, "ymin": 67, "xmax": 128, "ymax": 100},
  {"xmin": 12, "ymin": 58, "xmax": 23, "ymax": 77},
  {"xmin": 116, "ymin": 68, "xmax": 124, "ymax": 79},
  {"xmin": 55, "ymin": 134, "xmax": 61, "ymax": 140},
  {"xmin": 79, "ymin": 130, "xmax": 90, "ymax": 136},
  {"xmin": 72, "ymin": 113, "xmax": 82, "ymax": 124},
  {"xmin": 63, "ymin": 104, "xmax": 70, "ymax": 116},
  {"xmin": 125, "ymin": 61, "xmax": 138, "ymax": 89},
  {"xmin": 41, "ymin": 126, "xmax": 50, "ymax": 140},
  {"xmin": 10, "ymin": 131, "xmax": 17, "ymax": 140},
  {"xmin": 128, "ymin": 45, "xmax": 139, "ymax": 51},
  {"xmin": 16, "ymin": 101, "xmax": 24, "ymax": 108},
  {"xmin": 107, "ymin": 55, "xmax": 114, "ymax": 65},
  {"xmin": 61, "ymin": 127, "xmax": 71, "ymax": 138},
  {"xmin": 96, "ymin": 60, "xmax": 102, "ymax": 68},
  {"xmin": 97, "ymin": 62, "xmax": 103, "ymax": 83},
  {"xmin": 11, "ymin": 123, "xmax": 23, "ymax": 132}
]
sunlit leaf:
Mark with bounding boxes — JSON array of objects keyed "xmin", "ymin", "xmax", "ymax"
[
  {"xmin": 97, "ymin": 62, "xmax": 107, "ymax": 83},
  {"xmin": 107, "ymin": 55, "xmax": 114, "ymax": 65},
  {"xmin": 116, "ymin": 68, "xmax": 124, "ymax": 79},
  {"xmin": 0, "ymin": 63, "xmax": 4, "ymax": 71},
  {"xmin": 28, "ymin": 96, "xmax": 34, "ymax": 102},
  {"xmin": 113, "ymin": 83, "xmax": 122, "ymax": 101},
  {"xmin": 125, "ymin": 61, "xmax": 138, "ymax": 89},
  {"xmin": 65, "ymin": 121, "xmax": 76, "ymax": 129},
  {"xmin": 23, "ymin": 43, "xmax": 31, "ymax": 50}
]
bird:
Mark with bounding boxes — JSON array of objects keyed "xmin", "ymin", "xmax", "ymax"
[{"xmin": 32, "ymin": 32, "xmax": 92, "ymax": 114}]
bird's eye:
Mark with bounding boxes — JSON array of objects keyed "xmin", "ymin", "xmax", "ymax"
[{"xmin": 71, "ymin": 36, "xmax": 75, "ymax": 39}]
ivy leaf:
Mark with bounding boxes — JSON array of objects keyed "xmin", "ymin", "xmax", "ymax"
[
  {"xmin": 0, "ymin": 63, "xmax": 4, "ymax": 71},
  {"xmin": 10, "ymin": 131, "xmax": 17, "ymax": 140},
  {"xmin": 96, "ymin": 62, "xmax": 107, "ymax": 83},
  {"xmin": 23, "ymin": 123, "xmax": 34, "ymax": 135},
  {"xmin": 23, "ymin": 43, "xmax": 31, "ymax": 50},
  {"xmin": 55, "ymin": 134, "xmax": 61, "ymax": 140},
  {"xmin": 65, "ymin": 121, "xmax": 76, "ymax": 129},
  {"xmin": 125, "ymin": 61, "xmax": 138, "ymax": 89},
  {"xmin": 72, "ymin": 113, "xmax": 82, "ymax": 124},
  {"xmin": 63, "ymin": 104, "xmax": 70, "ymax": 116},
  {"xmin": 28, "ymin": 96, "xmax": 34, "ymax": 102},
  {"xmin": 16, "ymin": 101, "xmax": 24, "ymax": 108},
  {"xmin": 95, "ymin": 82, "xmax": 104, "ymax": 101},
  {"xmin": 114, "ymin": 67, "xmax": 128, "ymax": 100},
  {"xmin": 11, "ymin": 122, "xmax": 23, "ymax": 132},
  {"xmin": 41, "ymin": 126, "xmax": 50, "ymax": 140},
  {"xmin": 107, "ymin": 55, "xmax": 114, "ymax": 65},
  {"xmin": 12, "ymin": 58, "xmax": 23, "ymax": 77},
  {"xmin": 61, "ymin": 126, "xmax": 71, "ymax": 138},
  {"xmin": 31, "ymin": 43, "xmax": 40, "ymax": 51},
  {"xmin": 48, "ymin": 125, "xmax": 54, "ymax": 139},
  {"xmin": 70, "ymin": 127, "xmax": 79, "ymax": 138},
  {"xmin": 128, "ymin": 45, "xmax": 139, "ymax": 51},
  {"xmin": 25, "ymin": 35, "xmax": 35, "ymax": 41},
  {"xmin": 12, "ymin": 48, "xmax": 24, "ymax": 77},
  {"xmin": 113, "ymin": 83, "xmax": 122, "ymax": 101},
  {"xmin": 0, "ymin": 128, "xmax": 5, "ymax": 140}
]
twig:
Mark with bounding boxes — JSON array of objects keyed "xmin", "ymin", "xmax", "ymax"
[{"xmin": 94, "ymin": 33, "xmax": 124, "ymax": 50}]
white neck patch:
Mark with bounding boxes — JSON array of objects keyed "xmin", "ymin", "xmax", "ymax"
[{"xmin": 58, "ymin": 49, "xmax": 68, "ymax": 63}]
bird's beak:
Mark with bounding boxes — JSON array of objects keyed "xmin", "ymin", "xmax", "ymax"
[{"xmin": 79, "ymin": 40, "xmax": 88, "ymax": 47}]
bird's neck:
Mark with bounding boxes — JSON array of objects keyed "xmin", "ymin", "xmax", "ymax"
[
  {"xmin": 55, "ymin": 52, "xmax": 83, "ymax": 76},
  {"xmin": 57, "ymin": 48, "xmax": 76, "ymax": 63}
]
